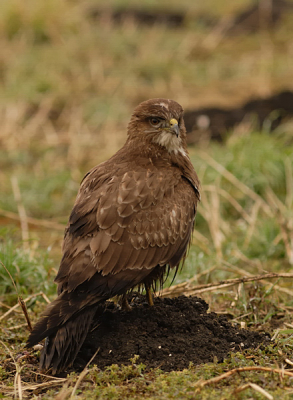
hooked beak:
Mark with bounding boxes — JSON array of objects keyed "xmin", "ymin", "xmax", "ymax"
[{"xmin": 169, "ymin": 118, "xmax": 180, "ymax": 137}]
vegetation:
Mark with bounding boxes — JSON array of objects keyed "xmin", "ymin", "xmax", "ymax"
[{"xmin": 1, "ymin": 0, "xmax": 293, "ymax": 398}]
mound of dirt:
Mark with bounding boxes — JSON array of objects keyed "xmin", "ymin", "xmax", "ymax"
[{"xmin": 74, "ymin": 296, "xmax": 271, "ymax": 372}]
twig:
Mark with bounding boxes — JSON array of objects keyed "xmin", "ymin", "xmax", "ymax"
[
  {"xmin": 160, "ymin": 272, "xmax": 293, "ymax": 297},
  {"xmin": 18, "ymin": 297, "xmax": 32, "ymax": 332},
  {"xmin": 222, "ymin": 259, "xmax": 293, "ymax": 297},
  {"xmin": 0, "ymin": 291, "xmax": 49, "ymax": 322},
  {"xmin": 159, "ymin": 266, "xmax": 216, "ymax": 297},
  {"xmin": 194, "ymin": 366, "xmax": 293, "ymax": 389},
  {"xmin": 0, "ymin": 208, "xmax": 65, "ymax": 231}
]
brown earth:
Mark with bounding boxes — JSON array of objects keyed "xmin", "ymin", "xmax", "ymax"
[
  {"xmin": 74, "ymin": 295, "xmax": 271, "ymax": 372},
  {"xmin": 88, "ymin": 0, "xmax": 293, "ymax": 32},
  {"xmin": 184, "ymin": 90, "xmax": 293, "ymax": 143}
]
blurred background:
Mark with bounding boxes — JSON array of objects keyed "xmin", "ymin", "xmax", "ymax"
[{"xmin": 1, "ymin": 0, "xmax": 293, "ymax": 316}]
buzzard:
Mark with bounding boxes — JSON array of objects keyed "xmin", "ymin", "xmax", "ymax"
[{"xmin": 27, "ymin": 98, "xmax": 200, "ymax": 374}]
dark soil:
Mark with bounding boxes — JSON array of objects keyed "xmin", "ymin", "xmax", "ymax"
[
  {"xmin": 74, "ymin": 295, "xmax": 271, "ymax": 372},
  {"xmin": 88, "ymin": 0, "xmax": 293, "ymax": 32},
  {"xmin": 185, "ymin": 90, "xmax": 293, "ymax": 143},
  {"xmin": 226, "ymin": 0, "xmax": 293, "ymax": 35},
  {"xmin": 88, "ymin": 8, "xmax": 187, "ymax": 28}
]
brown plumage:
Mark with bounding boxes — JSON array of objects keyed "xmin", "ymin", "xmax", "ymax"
[{"xmin": 27, "ymin": 98, "xmax": 200, "ymax": 374}]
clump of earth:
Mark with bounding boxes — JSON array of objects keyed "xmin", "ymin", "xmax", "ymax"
[{"xmin": 74, "ymin": 295, "xmax": 271, "ymax": 372}]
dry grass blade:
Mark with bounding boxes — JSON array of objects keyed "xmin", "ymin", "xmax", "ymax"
[
  {"xmin": 203, "ymin": 184, "xmax": 252, "ymax": 224},
  {"xmin": 285, "ymin": 359, "xmax": 293, "ymax": 367},
  {"xmin": 234, "ymin": 383, "xmax": 273, "ymax": 400},
  {"xmin": 197, "ymin": 151, "xmax": 272, "ymax": 216},
  {"xmin": 244, "ymin": 200, "xmax": 261, "ymax": 248},
  {"xmin": 284, "ymin": 322, "xmax": 293, "ymax": 328},
  {"xmin": 54, "ymin": 383, "xmax": 71, "ymax": 400},
  {"xmin": 70, "ymin": 348, "xmax": 100, "ymax": 399},
  {"xmin": 0, "ymin": 341, "xmax": 23, "ymax": 399},
  {"xmin": 210, "ymin": 189, "xmax": 224, "ymax": 259},
  {"xmin": 284, "ymin": 157, "xmax": 293, "ymax": 209},
  {"xmin": 15, "ymin": 370, "xmax": 23, "ymax": 400},
  {"xmin": 11, "ymin": 176, "xmax": 29, "ymax": 251},
  {"xmin": 0, "ymin": 301, "xmax": 12, "ymax": 309},
  {"xmin": 6, "ymin": 323, "xmax": 29, "ymax": 330},
  {"xmin": 265, "ymin": 187, "xmax": 293, "ymax": 264},
  {"xmin": 248, "ymin": 382, "xmax": 274, "ymax": 400},
  {"xmin": 0, "ymin": 369, "xmax": 67, "ymax": 396},
  {"xmin": 191, "ymin": 234, "xmax": 211, "ymax": 255},
  {"xmin": 194, "ymin": 366, "xmax": 293, "ymax": 390},
  {"xmin": 201, "ymin": 14, "xmax": 234, "ymax": 50},
  {"xmin": 198, "ymin": 188, "xmax": 226, "ymax": 259},
  {"xmin": 1, "ymin": 379, "xmax": 68, "ymax": 393}
]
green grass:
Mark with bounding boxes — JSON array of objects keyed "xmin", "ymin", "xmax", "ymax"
[
  {"xmin": 0, "ymin": 229, "xmax": 56, "ymax": 301},
  {"xmin": 0, "ymin": 343, "xmax": 293, "ymax": 399}
]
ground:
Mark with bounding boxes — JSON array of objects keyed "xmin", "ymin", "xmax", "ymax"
[{"xmin": 75, "ymin": 295, "xmax": 271, "ymax": 373}]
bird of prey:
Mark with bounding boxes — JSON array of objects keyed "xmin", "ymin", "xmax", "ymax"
[{"xmin": 27, "ymin": 98, "xmax": 200, "ymax": 374}]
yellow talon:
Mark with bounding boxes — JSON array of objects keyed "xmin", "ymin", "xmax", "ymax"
[{"xmin": 145, "ymin": 284, "xmax": 154, "ymax": 307}]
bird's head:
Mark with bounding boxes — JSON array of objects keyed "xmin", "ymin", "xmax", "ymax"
[{"xmin": 127, "ymin": 98, "xmax": 187, "ymax": 156}]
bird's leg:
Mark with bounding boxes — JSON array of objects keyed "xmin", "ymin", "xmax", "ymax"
[
  {"xmin": 145, "ymin": 283, "xmax": 154, "ymax": 306},
  {"xmin": 121, "ymin": 294, "xmax": 132, "ymax": 311}
]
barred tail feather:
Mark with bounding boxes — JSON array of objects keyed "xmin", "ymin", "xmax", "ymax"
[
  {"xmin": 27, "ymin": 291, "xmax": 101, "ymax": 374},
  {"xmin": 40, "ymin": 306, "xmax": 97, "ymax": 374}
]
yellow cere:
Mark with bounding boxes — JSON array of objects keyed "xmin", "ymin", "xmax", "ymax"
[{"xmin": 169, "ymin": 118, "xmax": 178, "ymax": 126}]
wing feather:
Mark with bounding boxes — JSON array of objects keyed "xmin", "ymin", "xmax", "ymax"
[{"xmin": 56, "ymin": 164, "xmax": 198, "ymax": 297}]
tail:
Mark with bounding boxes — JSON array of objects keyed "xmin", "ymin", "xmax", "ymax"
[{"xmin": 27, "ymin": 292, "xmax": 101, "ymax": 374}]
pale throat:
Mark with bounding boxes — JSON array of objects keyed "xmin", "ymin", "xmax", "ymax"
[{"xmin": 153, "ymin": 130, "xmax": 187, "ymax": 157}]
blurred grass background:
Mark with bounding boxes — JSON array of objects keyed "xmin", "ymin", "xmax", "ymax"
[{"xmin": 1, "ymin": 1, "xmax": 293, "ymax": 398}]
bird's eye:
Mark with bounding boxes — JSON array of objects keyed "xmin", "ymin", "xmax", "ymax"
[{"xmin": 150, "ymin": 118, "xmax": 161, "ymax": 127}]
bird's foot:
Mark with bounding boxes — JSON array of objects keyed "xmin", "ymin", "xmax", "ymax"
[
  {"xmin": 145, "ymin": 285, "xmax": 154, "ymax": 307},
  {"xmin": 121, "ymin": 295, "xmax": 132, "ymax": 311}
]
